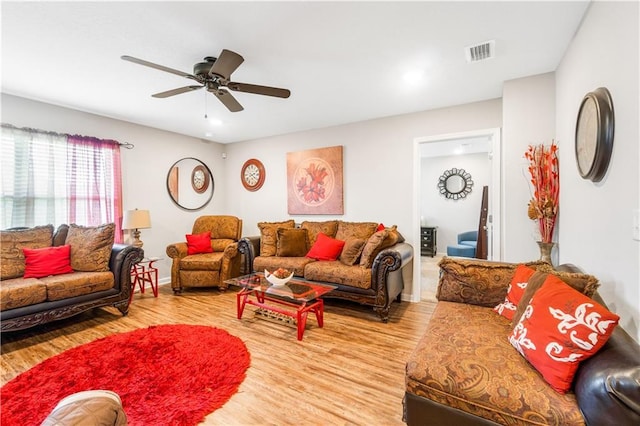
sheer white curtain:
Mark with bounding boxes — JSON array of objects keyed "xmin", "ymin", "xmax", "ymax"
[
  {"xmin": 1, "ymin": 126, "xmax": 68, "ymax": 228},
  {"xmin": 1, "ymin": 125, "xmax": 124, "ymax": 242}
]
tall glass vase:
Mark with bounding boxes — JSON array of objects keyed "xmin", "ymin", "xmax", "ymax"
[{"xmin": 537, "ymin": 241, "xmax": 555, "ymax": 265}]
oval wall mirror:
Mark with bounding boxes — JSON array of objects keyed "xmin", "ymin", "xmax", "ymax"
[
  {"xmin": 166, "ymin": 157, "xmax": 214, "ymax": 211},
  {"xmin": 438, "ymin": 168, "xmax": 473, "ymax": 200}
]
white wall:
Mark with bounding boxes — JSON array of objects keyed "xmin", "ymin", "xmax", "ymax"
[
  {"xmin": 421, "ymin": 153, "xmax": 491, "ymax": 253},
  {"xmin": 1, "ymin": 94, "xmax": 227, "ymax": 282},
  {"xmin": 223, "ymin": 99, "xmax": 503, "ymax": 300},
  {"xmin": 1, "ymin": 95, "xmax": 501, "ymax": 296},
  {"xmin": 555, "ymin": 1, "xmax": 640, "ymax": 341},
  {"xmin": 502, "ymin": 72, "xmax": 556, "ymax": 263}
]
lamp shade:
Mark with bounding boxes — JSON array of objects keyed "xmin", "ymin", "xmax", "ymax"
[{"xmin": 122, "ymin": 209, "xmax": 151, "ymax": 230}]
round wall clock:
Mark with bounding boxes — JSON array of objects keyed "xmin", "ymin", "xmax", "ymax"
[
  {"xmin": 241, "ymin": 159, "xmax": 266, "ymax": 191},
  {"xmin": 575, "ymin": 87, "xmax": 614, "ymax": 182},
  {"xmin": 191, "ymin": 165, "xmax": 210, "ymax": 193}
]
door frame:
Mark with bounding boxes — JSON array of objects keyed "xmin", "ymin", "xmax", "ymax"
[{"xmin": 411, "ymin": 127, "xmax": 502, "ymax": 302}]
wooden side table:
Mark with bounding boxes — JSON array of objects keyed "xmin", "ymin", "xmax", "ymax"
[{"xmin": 129, "ymin": 257, "xmax": 160, "ymax": 304}]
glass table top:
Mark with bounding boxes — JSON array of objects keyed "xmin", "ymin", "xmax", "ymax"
[{"xmin": 225, "ymin": 272, "xmax": 337, "ymax": 302}]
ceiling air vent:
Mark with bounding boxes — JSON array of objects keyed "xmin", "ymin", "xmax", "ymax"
[{"xmin": 465, "ymin": 40, "xmax": 495, "ymax": 63}]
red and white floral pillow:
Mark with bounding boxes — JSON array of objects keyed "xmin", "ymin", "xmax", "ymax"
[
  {"xmin": 494, "ymin": 264, "xmax": 536, "ymax": 320},
  {"xmin": 509, "ymin": 275, "xmax": 619, "ymax": 393}
]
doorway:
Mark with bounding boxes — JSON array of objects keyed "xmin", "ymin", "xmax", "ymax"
[{"xmin": 411, "ymin": 128, "xmax": 502, "ymax": 302}]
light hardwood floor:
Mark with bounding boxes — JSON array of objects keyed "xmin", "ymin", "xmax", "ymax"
[
  {"xmin": 1, "ymin": 285, "xmax": 435, "ymax": 425},
  {"xmin": 421, "ymin": 254, "xmax": 443, "ymax": 302}
]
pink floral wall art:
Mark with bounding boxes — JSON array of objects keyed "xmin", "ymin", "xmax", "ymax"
[{"xmin": 287, "ymin": 145, "xmax": 344, "ymax": 215}]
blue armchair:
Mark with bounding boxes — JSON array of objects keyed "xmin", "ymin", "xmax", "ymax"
[
  {"xmin": 457, "ymin": 230, "xmax": 478, "ymax": 249},
  {"xmin": 446, "ymin": 230, "xmax": 477, "ymax": 258}
]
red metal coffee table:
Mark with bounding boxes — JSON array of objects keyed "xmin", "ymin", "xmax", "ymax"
[{"xmin": 226, "ymin": 272, "xmax": 337, "ymax": 340}]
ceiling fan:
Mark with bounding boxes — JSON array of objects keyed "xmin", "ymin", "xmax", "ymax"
[{"xmin": 121, "ymin": 49, "xmax": 290, "ymax": 112}]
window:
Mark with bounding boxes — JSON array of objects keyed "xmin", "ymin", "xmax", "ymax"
[{"xmin": 1, "ymin": 125, "xmax": 124, "ymax": 242}]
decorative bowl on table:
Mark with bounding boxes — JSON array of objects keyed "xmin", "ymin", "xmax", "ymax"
[{"xmin": 264, "ymin": 268, "xmax": 294, "ymax": 286}]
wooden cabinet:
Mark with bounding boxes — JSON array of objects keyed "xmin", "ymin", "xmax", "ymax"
[{"xmin": 420, "ymin": 227, "xmax": 437, "ymax": 257}]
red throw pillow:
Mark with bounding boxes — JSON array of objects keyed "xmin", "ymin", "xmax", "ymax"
[
  {"xmin": 494, "ymin": 264, "xmax": 536, "ymax": 320},
  {"xmin": 306, "ymin": 232, "xmax": 345, "ymax": 261},
  {"xmin": 509, "ymin": 275, "xmax": 619, "ymax": 393},
  {"xmin": 23, "ymin": 245, "xmax": 74, "ymax": 278},
  {"xmin": 186, "ymin": 232, "xmax": 213, "ymax": 255}
]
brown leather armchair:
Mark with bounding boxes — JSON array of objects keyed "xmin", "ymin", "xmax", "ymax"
[{"xmin": 166, "ymin": 215, "xmax": 242, "ymax": 293}]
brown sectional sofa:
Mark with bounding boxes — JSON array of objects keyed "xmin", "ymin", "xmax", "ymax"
[
  {"xmin": 404, "ymin": 257, "xmax": 640, "ymax": 425},
  {"xmin": 238, "ymin": 220, "xmax": 413, "ymax": 322},
  {"xmin": 0, "ymin": 224, "xmax": 143, "ymax": 332}
]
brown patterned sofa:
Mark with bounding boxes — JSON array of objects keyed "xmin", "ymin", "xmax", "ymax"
[
  {"xmin": 238, "ymin": 220, "xmax": 413, "ymax": 322},
  {"xmin": 404, "ymin": 257, "xmax": 640, "ymax": 425},
  {"xmin": 1, "ymin": 224, "xmax": 143, "ymax": 332},
  {"xmin": 165, "ymin": 215, "xmax": 243, "ymax": 293}
]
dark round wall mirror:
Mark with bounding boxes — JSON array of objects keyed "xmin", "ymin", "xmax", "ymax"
[
  {"xmin": 167, "ymin": 157, "xmax": 214, "ymax": 210},
  {"xmin": 438, "ymin": 168, "xmax": 473, "ymax": 200}
]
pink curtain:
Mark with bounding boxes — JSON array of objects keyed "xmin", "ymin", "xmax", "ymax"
[{"xmin": 66, "ymin": 135, "xmax": 124, "ymax": 243}]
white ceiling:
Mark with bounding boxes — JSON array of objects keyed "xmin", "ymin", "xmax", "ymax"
[{"xmin": 1, "ymin": 1, "xmax": 589, "ymax": 144}]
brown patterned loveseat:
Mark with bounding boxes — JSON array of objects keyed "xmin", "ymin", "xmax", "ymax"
[
  {"xmin": 1, "ymin": 224, "xmax": 143, "ymax": 332},
  {"xmin": 166, "ymin": 215, "xmax": 243, "ymax": 293},
  {"xmin": 404, "ymin": 257, "xmax": 640, "ymax": 425},
  {"xmin": 238, "ymin": 220, "xmax": 413, "ymax": 322}
]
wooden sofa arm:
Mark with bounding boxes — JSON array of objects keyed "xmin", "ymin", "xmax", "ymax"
[
  {"xmin": 109, "ymin": 243, "xmax": 144, "ymax": 295},
  {"xmin": 370, "ymin": 242, "xmax": 414, "ymax": 320},
  {"xmin": 373, "ymin": 242, "xmax": 414, "ymax": 271}
]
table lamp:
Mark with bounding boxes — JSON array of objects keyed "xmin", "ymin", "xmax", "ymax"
[{"xmin": 122, "ymin": 209, "xmax": 151, "ymax": 248}]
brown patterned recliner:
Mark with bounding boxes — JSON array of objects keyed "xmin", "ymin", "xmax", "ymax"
[{"xmin": 166, "ymin": 215, "xmax": 242, "ymax": 293}]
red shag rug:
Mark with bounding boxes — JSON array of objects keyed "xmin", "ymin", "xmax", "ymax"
[{"xmin": 1, "ymin": 324, "xmax": 250, "ymax": 425}]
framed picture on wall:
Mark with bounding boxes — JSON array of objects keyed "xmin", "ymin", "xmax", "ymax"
[{"xmin": 286, "ymin": 145, "xmax": 344, "ymax": 215}]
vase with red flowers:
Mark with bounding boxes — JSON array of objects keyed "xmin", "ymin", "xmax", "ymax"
[{"xmin": 524, "ymin": 140, "xmax": 559, "ymax": 263}]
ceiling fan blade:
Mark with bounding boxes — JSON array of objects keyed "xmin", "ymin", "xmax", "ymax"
[
  {"xmin": 227, "ymin": 82, "xmax": 291, "ymax": 98},
  {"xmin": 121, "ymin": 55, "xmax": 198, "ymax": 81},
  {"xmin": 209, "ymin": 49, "xmax": 244, "ymax": 80},
  {"xmin": 152, "ymin": 85, "xmax": 203, "ymax": 98},
  {"xmin": 210, "ymin": 88, "xmax": 244, "ymax": 112}
]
